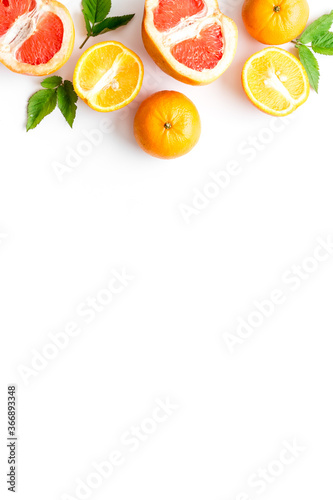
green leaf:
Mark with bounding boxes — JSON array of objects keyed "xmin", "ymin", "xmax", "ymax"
[
  {"xmin": 82, "ymin": 0, "xmax": 111, "ymax": 24},
  {"xmin": 92, "ymin": 14, "xmax": 135, "ymax": 35},
  {"xmin": 95, "ymin": 0, "xmax": 111, "ymax": 22},
  {"xmin": 80, "ymin": 0, "xmax": 134, "ymax": 47},
  {"xmin": 26, "ymin": 89, "xmax": 57, "ymax": 131},
  {"xmin": 83, "ymin": 10, "xmax": 92, "ymax": 35},
  {"xmin": 82, "ymin": 0, "xmax": 95, "ymax": 23},
  {"xmin": 57, "ymin": 81, "xmax": 78, "ymax": 128},
  {"xmin": 300, "ymin": 10, "xmax": 333, "ymax": 44},
  {"xmin": 298, "ymin": 45, "xmax": 320, "ymax": 93},
  {"xmin": 41, "ymin": 76, "xmax": 63, "ymax": 89},
  {"xmin": 312, "ymin": 31, "xmax": 333, "ymax": 55}
]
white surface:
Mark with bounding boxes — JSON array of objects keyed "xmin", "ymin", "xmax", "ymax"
[{"xmin": 1, "ymin": 1, "xmax": 333, "ymax": 499}]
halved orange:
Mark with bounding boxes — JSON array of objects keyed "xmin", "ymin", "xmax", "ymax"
[
  {"xmin": 0, "ymin": 0, "xmax": 74, "ymax": 76},
  {"xmin": 242, "ymin": 47, "xmax": 310, "ymax": 116},
  {"xmin": 73, "ymin": 41, "xmax": 144, "ymax": 113},
  {"xmin": 142, "ymin": 0, "xmax": 238, "ymax": 85}
]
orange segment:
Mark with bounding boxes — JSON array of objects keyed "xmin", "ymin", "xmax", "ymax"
[
  {"xmin": 242, "ymin": 47, "xmax": 310, "ymax": 116},
  {"xmin": 73, "ymin": 41, "xmax": 144, "ymax": 113}
]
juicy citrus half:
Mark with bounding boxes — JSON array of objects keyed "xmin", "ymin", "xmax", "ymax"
[
  {"xmin": 242, "ymin": 0, "xmax": 309, "ymax": 45},
  {"xmin": 0, "ymin": 0, "xmax": 75, "ymax": 76},
  {"xmin": 134, "ymin": 90, "xmax": 201, "ymax": 159},
  {"xmin": 142, "ymin": 0, "xmax": 238, "ymax": 85},
  {"xmin": 73, "ymin": 41, "xmax": 144, "ymax": 113},
  {"xmin": 242, "ymin": 47, "xmax": 310, "ymax": 116}
]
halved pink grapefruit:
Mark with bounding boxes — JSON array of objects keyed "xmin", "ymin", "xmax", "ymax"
[
  {"xmin": 0, "ymin": 0, "xmax": 74, "ymax": 76},
  {"xmin": 142, "ymin": 0, "xmax": 238, "ymax": 85}
]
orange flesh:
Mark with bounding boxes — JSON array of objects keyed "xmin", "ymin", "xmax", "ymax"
[
  {"xmin": 152, "ymin": 0, "xmax": 223, "ymax": 72},
  {"xmin": 95, "ymin": 54, "xmax": 141, "ymax": 109},
  {"xmin": 0, "ymin": 0, "xmax": 64, "ymax": 65}
]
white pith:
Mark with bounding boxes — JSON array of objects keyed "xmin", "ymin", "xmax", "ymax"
[
  {"xmin": 161, "ymin": 2, "xmax": 210, "ymax": 45},
  {"xmin": 243, "ymin": 48, "xmax": 309, "ymax": 116},
  {"xmin": 144, "ymin": 0, "xmax": 238, "ymax": 84},
  {"xmin": 264, "ymin": 67, "xmax": 294, "ymax": 103},
  {"xmin": 0, "ymin": 0, "xmax": 74, "ymax": 75},
  {"xmin": 1, "ymin": 7, "xmax": 39, "ymax": 50}
]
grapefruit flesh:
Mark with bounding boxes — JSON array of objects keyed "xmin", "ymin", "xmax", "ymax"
[
  {"xmin": 142, "ymin": 0, "xmax": 238, "ymax": 85},
  {"xmin": 17, "ymin": 12, "xmax": 64, "ymax": 65},
  {"xmin": 0, "ymin": 0, "xmax": 74, "ymax": 75},
  {"xmin": 153, "ymin": 0, "xmax": 205, "ymax": 31},
  {"xmin": 171, "ymin": 24, "xmax": 223, "ymax": 71},
  {"xmin": 0, "ymin": 0, "xmax": 36, "ymax": 36}
]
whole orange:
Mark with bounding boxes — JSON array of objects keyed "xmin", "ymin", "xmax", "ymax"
[
  {"xmin": 242, "ymin": 0, "xmax": 309, "ymax": 45},
  {"xmin": 133, "ymin": 91, "xmax": 201, "ymax": 159}
]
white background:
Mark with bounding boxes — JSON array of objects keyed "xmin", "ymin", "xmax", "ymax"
[{"xmin": 1, "ymin": 0, "xmax": 333, "ymax": 499}]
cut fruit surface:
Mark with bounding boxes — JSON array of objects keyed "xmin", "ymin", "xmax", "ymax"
[
  {"xmin": 73, "ymin": 41, "xmax": 144, "ymax": 113},
  {"xmin": 242, "ymin": 47, "xmax": 310, "ymax": 116},
  {"xmin": 0, "ymin": 0, "xmax": 74, "ymax": 76},
  {"xmin": 142, "ymin": 0, "xmax": 238, "ymax": 85}
]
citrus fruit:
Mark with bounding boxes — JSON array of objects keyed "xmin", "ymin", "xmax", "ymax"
[
  {"xmin": 134, "ymin": 91, "xmax": 201, "ymax": 159},
  {"xmin": 242, "ymin": 0, "xmax": 309, "ymax": 45},
  {"xmin": 242, "ymin": 47, "xmax": 310, "ymax": 116},
  {"xmin": 73, "ymin": 41, "xmax": 144, "ymax": 113},
  {"xmin": 142, "ymin": 0, "xmax": 238, "ymax": 85},
  {"xmin": 0, "ymin": 0, "xmax": 75, "ymax": 76}
]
